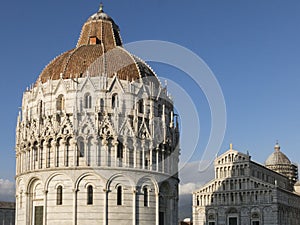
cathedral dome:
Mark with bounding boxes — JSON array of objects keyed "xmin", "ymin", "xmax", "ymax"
[
  {"xmin": 36, "ymin": 5, "xmax": 157, "ymax": 84},
  {"xmin": 265, "ymin": 143, "xmax": 291, "ymax": 166}
]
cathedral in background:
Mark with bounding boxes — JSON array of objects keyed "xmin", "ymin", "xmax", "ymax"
[
  {"xmin": 193, "ymin": 143, "xmax": 300, "ymax": 225},
  {"xmin": 15, "ymin": 4, "xmax": 180, "ymax": 225}
]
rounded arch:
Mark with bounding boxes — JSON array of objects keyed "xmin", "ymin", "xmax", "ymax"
[
  {"xmin": 45, "ymin": 138, "xmax": 54, "ymax": 146},
  {"xmin": 56, "ymin": 94, "xmax": 65, "ymax": 111},
  {"xmin": 111, "ymin": 93, "xmax": 119, "ymax": 109},
  {"xmin": 65, "ymin": 136, "xmax": 73, "ymax": 143},
  {"xmin": 227, "ymin": 207, "xmax": 238, "ymax": 214},
  {"xmin": 54, "ymin": 183, "xmax": 65, "ymax": 189},
  {"xmin": 137, "ymin": 176, "xmax": 159, "ymax": 193},
  {"xmin": 26, "ymin": 176, "xmax": 43, "ymax": 194},
  {"xmin": 44, "ymin": 172, "xmax": 73, "ymax": 191},
  {"xmin": 105, "ymin": 173, "xmax": 135, "ymax": 191},
  {"xmin": 16, "ymin": 177, "xmax": 24, "ymax": 188},
  {"xmin": 74, "ymin": 172, "xmax": 104, "ymax": 190},
  {"xmin": 56, "ymin": 136, "xmax": 64, "ymax": 142}
]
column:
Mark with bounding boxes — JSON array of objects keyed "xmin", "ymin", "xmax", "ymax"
[
  {"xmin": 43, "ymin": 190, "xmax": 48, "ymax": 225},
  {"xmin": 133, "ymin": 140, "xmax": 137, "ymax": 168},
  {"xmin": 156, "ymin": 149, "xmax": 159, "ymax": 172},
  {"xmin": 85, "ymin": 140, "xmax": 89, "ymax": 166},
  {"xmin": 40, "ymin": 143, "xmax": 44, "ymax": 169},
  {"xmin": 73, "ymin": 189, "xmax": 78, "ymax": 225},
  {"xmin": 16, "ymin": 154, "xmax": 19, "ymax": 174},
  {"xmin": 142, "ymin": 142, "xmax": 145, "ymax": 169},
  {"xmin": 95, "ymin": 139, "xmax": 100, "ymax": 166},
  {"xmin": 103, "ymin": 189, "xmax": 108, "ymax": 225},
  {"xmin": 72, "ymin": 139, "xmax": 78, "ymax": 167},
  {"xmin": 132, "ymin": 189, "xmax": 136, "ymax": 225},
  {"xmin": 37, "ymin": 144, "xmax": 40, "ymax": 170},
  {"xmin": 150, "ymin": 145, "xmax": 153, "ymax": 171},
  {"xmin": 123, "ymin": 138, "xmax": 128, "ymax": 168},
  {"xmin": 25, "ymin": 192, "xmax": 30, "ymax": 225},
  {"xmin": 156, "ymin": 191, "xmax": 159, "ymax": 225},
  {"xmin": 62, "ymin": 139, "xmax": 67, "ymax": 167},
  {"xmin": 31, "ymin": 147, "xmax": 34, "ymax": 170},
  {"xmin": 27, "ymin": 150, "xmax": 30, "ymax": 171},
  {"xmin": 162, "ymin": 150, "xmax": 165, "ymax": 173}
]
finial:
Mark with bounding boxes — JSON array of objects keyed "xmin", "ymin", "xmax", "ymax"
[
  {"xmin": 230, "ymin": 143, "xmax": 233, "ymax": 150},
  {"xmin": 99, "ymin": 2, "xmax": 104, "ymax": 13}
]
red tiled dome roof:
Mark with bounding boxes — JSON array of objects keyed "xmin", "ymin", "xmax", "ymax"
[{"xmin": 36, "ymin": 6, "xmax": 157, "ymax": 84}]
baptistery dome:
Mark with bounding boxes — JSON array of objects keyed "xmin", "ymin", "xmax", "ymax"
[
  {"xmin": 37, "ymin": 5, "xmax": 157, "ymax": 84},
  {"xmin": 15, "ymin": 5, "xmax": 179, "ymax": 225}
]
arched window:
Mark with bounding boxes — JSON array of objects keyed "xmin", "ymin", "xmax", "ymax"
[
  {"xmin": 33, "ymin": 142, "xmax": 38, "ymax": 162},
  {"xmin": 40, "ymin": 140, "xmax": 44, "ymax": 169},
  {"xmin": 56, "ymin": 95, "xmax": 64, "ymax": 111},
  {"xmin": 143, "ymin": 186, "xmax": 149, "ymax": 207},
  {"xmin": 100, "ymin": 98, "xmax": 104, "ymax": 111},
  {"xmin": 117, "ymin": 142, "xmax": 123, "ymax": 159},
  {"xmin": 112, "ymin": 94, "xmax": 118, "ymax": 109},
  {"xmin": 117, "ymin": 186, "xmax": 122, "ymax": 205},
  {"xmin": 57, "ymin": 186, "xmax": 63, "ymax": 205},
  {"xmin": 87, "ymin": 185, "xmax": 93, "ymax": 205},
  {"xmin": 47, "ymin": 139, "xmax": 53, "ymax": 168},
  {"xmin": 84, "ymin": 93, "xmax": 92, "ymax": 109},
  {"xmin": 78, "ymin": 139, "xmax": 84, "ymax": 157},
  {"xmin": 139, "ymin": 99, "xmax": 144, "ymax": 113}
]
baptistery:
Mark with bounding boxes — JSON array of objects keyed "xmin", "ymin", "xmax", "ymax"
[{"xmin": 15, "ymin": 5, "xmax": 180, "ymax": 225}]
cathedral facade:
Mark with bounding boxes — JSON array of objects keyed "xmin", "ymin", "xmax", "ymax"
[
  {"xmin": 193, "ymin": 144, "xmax": 300, "ymax": 225},
  {"xmin": 15, "ymin": 5, "xmax": 179, "ymax": 225}
]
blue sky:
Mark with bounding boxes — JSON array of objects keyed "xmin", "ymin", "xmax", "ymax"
[{"xmin": 0, "ymin": 0, "xmax": 300, "ymax": 201}]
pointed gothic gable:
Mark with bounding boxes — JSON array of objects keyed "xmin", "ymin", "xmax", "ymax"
[
  {"xmin": 32, "ymin": 82, "xmax": 46, "ymax": 100},
  {"xmin": 79, "ymin": 73, "xmax": 97, "ymax": 92},
  {"xmin": 138, "ymin": 119, "xmax": 151, "ymax": 140},
  {"xmin": 78, "ymin": 113, "xmax": 97, "ymax": 137},
  {"xmin": 118, "ymin": 117, "xmax": 134, "ymax": 137},
  {"xmin": 58, "ymin": 115, "xmax": 74, "ymax": 136},
  {"xmin": 41, "ymin": 116, "xmax": 56, "ymax": 137},
  {"xmin": 135, "ymin": 83, "xmax": 150, "ymax": 100},
  {"xmin": 52, "ymin": 77, "xmax": 70, "ymax": 95},
  {"xmin": 98, "ymin": 114, "xmax": 116, "ymax": 139},
  {"xmin": 108, "ymin": 75, "xmax": 125, "ymax": 93}
]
